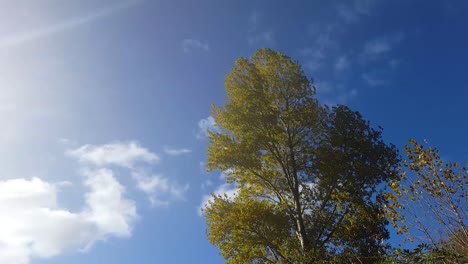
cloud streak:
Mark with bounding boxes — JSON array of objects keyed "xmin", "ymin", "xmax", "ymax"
[
  {"xmin": 163, "ymin": 146, "xmax": 192, "ymax": 156},
  {"xmin": 0, "ymin": 0, "xmax": 141, "ymax": 49},
  {"xmin": 182, "ymin": 39, "xmax": 210, "ymax": 53}
]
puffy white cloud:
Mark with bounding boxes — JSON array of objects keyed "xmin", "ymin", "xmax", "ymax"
[
  {"xmin": 196, "ymin": 116, "xmax": 220, "ymax": 139},
  {"xmin": 0, "ymin": 171, "xmax": 137, "ymax": 264},
  {"xmin": 81, "ymin": 168, "xmax": 137, "ymax": 237},
  {"xmin": 67, "ymin": 141, "xmax": 160, "ymax": 167},
  {"xmin": 163, "ymin": 146, "xmax": 191, "ymax": 156},
  {"xmin": 68, "ymin": 141, "xmax": 188, "ymax": 207},
  {"xmin": 0, "ymin": 140, "xmax": 191, "ymax": 263}
]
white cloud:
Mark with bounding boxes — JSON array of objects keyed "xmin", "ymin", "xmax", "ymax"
[
  {"xmin": 362, "ymin": 73, "xmax": 388, "ymax": 86},
  {"xmin": 198, "ymin": 182, "xmax": 238, "ymax": 216},
  {"xmin": 182, "ymin": 39, "xmax": 210, "ymax": 53},
  {"xmin": 67, "ymin": 141, "xmax": 160, "ymax": 168},
  {"xmin": 68, "ymin": 141, "xmax": 188, "ymax": 207},
  {"xmin": 335, "ymin": 56, "xmax": 350, "ymax": 71},
  {"xmin": 336, "ymin": 0, "xmax": 374, "ymax": 24},
  {"xmin": 0, "ymin": 140, "xmax": 189, "ymax": 263},
  {"xmin": 196, "ymin": 116, "xmax": 220, "ymax": 139},
  {"xmin": 315, "ymin": 81, "xmax": 357, "ymax": 105},
  {"xmin": 364, "ymin": 39, "xmax": 391, "ymax": 55},
  {"xmin": 0, "ymin": 171, "xmax": 137, "ymax": 264},
  {"xmin": 362, "ymin": 33, "xmax": 404, "ymax": 60},
  {"xmin": 81, "ymin": 169, "xmax": 137, "ymax": 237},
  {"xmin": 0, "ymin": 0, "xmax": 141, "ymax": 49},
  {"xmin": 132, "ymin": 172, "xmax": 189, "ymax": 207},
  {"xmin": 0, "ymin": 102, "xmax": 17, "ymax": 113},
  {"xmin": 58, "ymin": 138, "xmax": 78, "ymax": 147},
  {"xmin": 163, "ymin": 146, "xmax": 191, "ymax": 156}
]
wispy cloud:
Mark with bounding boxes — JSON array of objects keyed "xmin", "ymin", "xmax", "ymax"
[
  {"xmin": 336, "ymin": 0, "xmax": 375, "ymax": 24},
  {"xmin": 201, "ymin": 179, "xmax": 213, "ymax": 190},
  {"xmin": 315, "ymin": 81, "xmax": 357, "ymax": 106},
  {"xmin": 0, "ymin": 0, "xmax": 141, "ymax": 49},
  {"xmin": 335, "ymin": 56, "xmax": 350, "ymax": 71},
  {"xmin": 248, "ymin": 31, "xmax": 275, "ymax": 46},
  {"xmin": 300, "ymin": 24, "xmax": 338, "ymax": 72},
  {"xmin": 364, "ymin": 40, "xmax": 391, "ymax": 55},
  {"xmin": 248, "ymin": 11, "xmax": 260, "ymax": 32},
  {"xmin": 247, "ymin": 11, "xmax": 275, "ymax": 47},
  {"xmin": 182, "ymin": 39, "xmax": 210, "ymax": 53},
  {"xmin": 362, "ymin": 72, "xmax": 389, "ymax": 86},
  {"xmin": 362, "ymin": 33, "xmax": 404, "ymax": 60},
  {"xmin": 163, "ymin": 146, "xmax": 191, "ymax": 156},
  {"xmin": 132, "ymin": 171, "xmax": 189, "ymax": 207}
]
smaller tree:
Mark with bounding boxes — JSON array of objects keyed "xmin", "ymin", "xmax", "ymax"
[{"xmin": 385, "ymin": 139, "xmax": 468, "ymax": 261}]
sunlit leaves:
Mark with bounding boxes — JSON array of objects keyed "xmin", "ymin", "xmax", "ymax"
[
  {"xmin": 384, "ymin": 139, "xmax": 468, "ymax": 259},
  {"xmin": 204, "ymin": 49, "xmax": 399, "ymax": 263}
]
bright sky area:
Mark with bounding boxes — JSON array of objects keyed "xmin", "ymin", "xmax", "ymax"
[{"xmin": 0, "ymin": 0, "xmax": 467, "ymax": 263}]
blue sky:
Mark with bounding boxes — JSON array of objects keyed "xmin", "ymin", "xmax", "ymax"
[{"xmin": 0, "ymin": 0, "xmax": 467, "ymax": 263}]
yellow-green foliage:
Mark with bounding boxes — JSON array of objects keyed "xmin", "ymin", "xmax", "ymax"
[
  {"xmin": 204, "ymin": 49, "xmax": 399, "ymax": 263},
  {"xmin": 385, "ymin": 139, "xmax": 468, "ymax": 259}
]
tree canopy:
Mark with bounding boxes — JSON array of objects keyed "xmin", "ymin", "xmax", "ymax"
[{"xmin": 203, "ymin": 49, "xmax": 400, "ymax": 263}]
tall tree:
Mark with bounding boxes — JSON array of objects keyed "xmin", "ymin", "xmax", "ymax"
[
  {"xmin": 385, "ymin": 139, "xmax": 468, "ymax": 262},
  {"xmin": 203, "ymin": 49, "xmax": 399, "ymax": 263}
]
